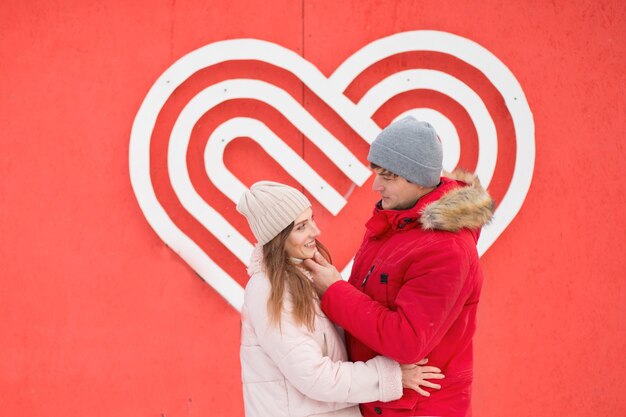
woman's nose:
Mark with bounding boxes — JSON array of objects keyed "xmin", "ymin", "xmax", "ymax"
[{"xmin": 311, "ymin": 223, "xmax": 321, "ymax": 238}]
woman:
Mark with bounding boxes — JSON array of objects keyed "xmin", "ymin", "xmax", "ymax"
[{"xmin": 237, "ymin": 181, "xmax": 443, "ymax": 417}]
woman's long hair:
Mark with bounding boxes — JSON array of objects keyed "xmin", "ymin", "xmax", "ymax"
[{"xmin": 263, "ymin": 223, "xmax": 331, "ymax": 332}]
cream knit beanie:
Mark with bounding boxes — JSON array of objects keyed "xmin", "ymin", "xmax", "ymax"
[{"xmin": 236, "ymin": 181, "xmax": 311, "ymax": 245}]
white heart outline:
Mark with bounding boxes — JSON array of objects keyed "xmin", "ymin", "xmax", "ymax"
[{"xmin": 129, "ymin": 30, "xmax": 535, "ymax": 311}]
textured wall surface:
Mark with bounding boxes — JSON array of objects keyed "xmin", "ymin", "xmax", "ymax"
[{"xmin": 1, "ymin": 1, "xmax": 624, "ymax": 416}]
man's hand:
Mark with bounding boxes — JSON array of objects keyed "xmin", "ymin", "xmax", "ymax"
[{"xmin": 303, "ymin": 251, "xmax": 343, "ymax": 297}]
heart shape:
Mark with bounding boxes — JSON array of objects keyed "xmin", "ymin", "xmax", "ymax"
[{"xmin": 129, "ymin": 30, "xmax": 535, "ymax": 311}]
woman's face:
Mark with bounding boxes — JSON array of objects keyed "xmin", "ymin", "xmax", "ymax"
[{"xmin": 285, "ymin": 207, "xmax": 320, "ymax": 260}]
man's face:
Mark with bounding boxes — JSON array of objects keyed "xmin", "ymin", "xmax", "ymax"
[{"xmin": 371, "ymin": 168, "xmax": 424, "ymax": 210}]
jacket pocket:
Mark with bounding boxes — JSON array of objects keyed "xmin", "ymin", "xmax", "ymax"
[
  {"xmin": 385, "ymin": 276, "xmax": 403, "ymax": 309},
  {"xmin": 240, "ymin": 345, "xmax": 284, "ymax": 383}
]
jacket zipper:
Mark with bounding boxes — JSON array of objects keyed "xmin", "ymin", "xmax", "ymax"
[{"xmin": 361, "ymin": 265, "xmax": 375, "ymax": 287}]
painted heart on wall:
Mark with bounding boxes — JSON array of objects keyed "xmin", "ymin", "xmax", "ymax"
[{"xmin": 129, "ymin": 30, "xmax": 534, "ymax": 311}]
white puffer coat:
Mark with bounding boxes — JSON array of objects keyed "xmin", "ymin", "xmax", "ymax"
[{"xmin": 240, "ymin": 246, "xmax": 403, "ymax": 417}]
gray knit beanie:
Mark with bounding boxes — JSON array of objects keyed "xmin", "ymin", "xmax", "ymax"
[
  {"xmin": 236, "ymin": 181, "xmax": 311, "ymax": 245},
  {"xmin": 368, "ymin": 116, "xmax": 443, "ymax": 187}
]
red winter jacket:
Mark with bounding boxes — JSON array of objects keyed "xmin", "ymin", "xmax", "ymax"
[{"xmin": 320, "ymin": 171, "xmax": 494, "ymax": 417}]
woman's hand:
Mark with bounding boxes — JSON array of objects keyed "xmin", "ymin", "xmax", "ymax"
[{"xmin": 400, "ymin": 358, "xmax": 445, "ymax": 397}]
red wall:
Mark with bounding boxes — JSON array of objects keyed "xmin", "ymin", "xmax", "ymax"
[{"xmin": 1, "ymin": 1, "xmax": 624, "ymax": 416}]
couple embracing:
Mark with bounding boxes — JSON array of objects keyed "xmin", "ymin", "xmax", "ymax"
[{"xmin": 236, "ymin": 116, "xmax": 494, "ymax": 417}]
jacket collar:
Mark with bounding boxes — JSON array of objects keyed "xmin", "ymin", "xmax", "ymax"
[
  {"xmin": 366, "ymin": 177, "xmax": 456, "ymax": 237},
  {"xmin": 366, "ymin": 170, "xmax": 494, "ymax": 237}
]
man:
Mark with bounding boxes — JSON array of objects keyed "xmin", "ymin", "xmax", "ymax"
[{"xmin": 304, "ymin": 116, "xmax": 494, "ymax": 417}]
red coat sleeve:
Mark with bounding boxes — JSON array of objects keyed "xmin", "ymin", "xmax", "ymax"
[{"xmin": 320, "ymin": 237, "xmax": 472, "ymax": 364}]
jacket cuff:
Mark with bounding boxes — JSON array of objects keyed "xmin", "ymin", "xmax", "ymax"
[{"xmin": 372, "ymin": 356, "xmax": 403, "ymax": 402}]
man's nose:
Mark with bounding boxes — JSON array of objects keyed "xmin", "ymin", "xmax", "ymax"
[{"xmin": 372, "ymin": 176, "xmax": 384, "ymax": 192}]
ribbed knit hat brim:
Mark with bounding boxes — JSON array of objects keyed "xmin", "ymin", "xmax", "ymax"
[{"xmin": 236, "ymin": 181, "xmax": 311, "ymax": 245}]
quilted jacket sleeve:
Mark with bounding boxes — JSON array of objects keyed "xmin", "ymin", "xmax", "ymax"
[
  {"xmin": 320, "ymin": 237, "xmax": 474, "ymax": 364},
  {"xmin": 244, "ymin": 274, "xmax": 403, "ymax": 404}
]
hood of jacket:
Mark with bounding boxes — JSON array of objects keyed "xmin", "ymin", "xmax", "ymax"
[
  {"xmin": 420, "ymin": 169, "xmax": 495, "ymax": 232},
  {"xmin": 247, "ymin": 244, "xmax": 265, "ymax": 276},
  {"xmin": 366, "ymin": 169, "xmax": 495, "ymax": 236}
]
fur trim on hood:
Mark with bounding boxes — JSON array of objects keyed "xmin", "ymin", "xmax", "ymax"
[{"xmin": 420, "ymin": 170, "xmax": 495, "ymax": 232}]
